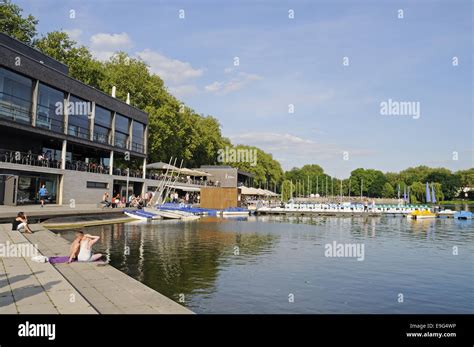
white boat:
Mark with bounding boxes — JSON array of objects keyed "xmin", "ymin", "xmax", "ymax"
[
  {"xmin": 222, "ymin": 211, "xmax": 250, "ymax": 216},
  {"xmin": 437, "ymin": 209, "xmax": 455, "ymax": 217},
  {"xmin": 154, "ymin": 210, "xmax": 182, "ymax": 219},
  {"xmin": 152, "ymin": 208, "xmax": 200, "ymax": 220},
  {"xmin": 124, "ymin": 210, "xmax": 161, "ymax": 220}
]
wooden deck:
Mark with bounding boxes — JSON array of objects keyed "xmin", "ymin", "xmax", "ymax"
[{"xmin": 0, "ymin": 223, "xmax": 192, "ymax": 314}]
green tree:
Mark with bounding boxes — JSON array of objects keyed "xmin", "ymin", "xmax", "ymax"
[
  {"xmin": 381, "ymin": 182, "xmax": 395, "ymax": 198},
  {"xmin": 35, "ymin": 31, "xmax": 104, "ymax": 88},
  {"xmin": 409, "ymin": 182, "xmax": 425, "ymax": 203},
  {"xmin": 281, "ymin": 180, "xmax": 294, "ymax": 202},
  {"xmin": 426, "ymin": 169, "xmax": 461, "ymax": 201},
  {"xmin": 221, "ymin": 145, "xmax": 284, "ymax": 188},
  {"xmin": 349, "ymin": 168, "xmax": 386, "ymax": 197},
  {"xmin": 285, "ymin": 164, "xmax": 329, "ymax": 196},
  {"xmin": 0, "ymin": 0, "xmax": 38, "ymax": 44},
  {"xmin": 368, "ymin": 170, "xmax": 387, "ymax": 197},
  {"xmin": 432, "ymin": 182, "xmax": 444, "ymax": 202},
  {"xmin": 457, "ymin": 168, "xmax": 474, "ymax": 188},
  {"xmin": 399, "ymin": 166, "xmax": 432, "ymax": 185}
]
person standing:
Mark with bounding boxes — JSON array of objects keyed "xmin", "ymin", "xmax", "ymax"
[{"xmin": 39, "ymin": 185, "xmax": 48, "ymax": 207}]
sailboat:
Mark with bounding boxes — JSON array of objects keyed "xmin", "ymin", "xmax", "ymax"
[{"xmin": 426, "ymin": 182, "xmax": 431, "ymax": 204}]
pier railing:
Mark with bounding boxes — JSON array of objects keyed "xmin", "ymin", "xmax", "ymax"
[{"xmin": 145, "ymin": 173, "xmax": 219, "ymax": 186}]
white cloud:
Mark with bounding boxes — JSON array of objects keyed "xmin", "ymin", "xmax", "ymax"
[
  {"xmin": 89, "ymin": 32, "xmax": 133, "ymax": 61},
  {"xmin": 204, "ymin": 81, "xmax": 223, "ymax": 92},
  {"xmin": 229, "ymin": 132, "xmax": 374, "ymax": 169},
  {"xmin": 136, "ymin": 49, "xmax": 203, "ymax": 85},
  {"xmin": 64, "ymin": 29, "xmax": 82, "ymax": 42},
  {"xmin": 205, "ymin": 72, "xmax": 262, "ymax": 95},
  {"xmin": 90, "ymin": 32, "xmax": 133, "ymax": 50},
  {"xmin": 168, "ymin": 84, "xmax": 200, "ymax": 97}
]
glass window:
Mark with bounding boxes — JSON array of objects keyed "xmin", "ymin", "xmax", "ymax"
[
  {"xmin": 94, "ymin": 106, "xmax": 112, "ymax": 144},
  {"xmin": 86, "ymin": 181, "xmax": 108, "ymax": 189},
  {"xmin": 67, "ymin": 95, "xmax": 91, "ymax": 139},
  {"xmin": 115, "ymin": 114, "xmax": 129, "ymax": 148},
  {"xmin": 114, "ymin": 132, "xmax": 128, "ymax": 149},
  {"xmin": 94, "ymin": 125, "xmax": 110, "ymax": 144},
  {"xmin": 115, "ymin": 114, "xmax": 129, "ymax": 133},
  {"xmin": 17, "ymin": 174, "xmax": 57, "ymax": 205},
  {"xmin": 132, "ymin": 121, "xmax": 145, "ymax": 152},
  {"xmin": 95, "ymin": 106, "xmax": 112, "ymax": 128},
  {"xmin": 36, "ymin": 83, "xmax": 65, "ymax": 133},
  {"xmin": 0, "ymin": 67, "xmax": 32, "ymax": 124}
]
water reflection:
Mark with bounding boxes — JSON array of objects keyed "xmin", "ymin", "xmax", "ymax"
[
  {"xmin": 61, "ymin": 218, "xmax": 278, "ymax": 304},
  {"xmin": 58, "ymin": 214, "xmax": 474, "ymax": 314}
]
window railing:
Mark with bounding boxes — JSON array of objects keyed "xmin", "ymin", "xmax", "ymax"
[
  {"xmin": 114, "ymin": 138, "xmax": 128, "ymax": 149},
  {"xmin": 65, "ymin": 161, "xmax": 109, "ymax": 174},
  {"xmin": 36, "ymin": 112, "xmax": 65, "ymax": 133},
  {"xmin": 93, "ymin": 131, "xmax": 111, "ymax": 145},
  {"xmin": 0, "ymin": 93, "xmax": 146, "ymax": 152},
  {"xmin": 0, "ymin": 148, "xmax": 112, "ymax": 175},
  {"xmin": 0, "ymin": 92, "xmax": 32, "ymax": 125},
  {"xmin": 145, "ymin": 173, "xmax": 218, "ymax": 186},
  {"xmin": 131, "ymin": 141, "xmax": 144, "ymax": 153},
  {"xmin": 113, "ymin": 168, "xmax": 143, "ymax": 178},
  {"xmin": 68, "ymin": 124, "xmax": 90, "ymax": 140},
  {"xmin": 0, "ymin": 149, "xmax": 61, "ymax": 169}
]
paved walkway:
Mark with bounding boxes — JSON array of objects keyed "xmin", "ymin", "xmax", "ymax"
[
  {"xmin": 0, "ymin": 224, "xmax": 97, "ymax": 314},
  {"xmin": 0, "ymin": 204, "xmax": 125, "ymax": 220},
  {"xmin": 0, "ymin": 223, "xmax": 193, "ymax": 314}
]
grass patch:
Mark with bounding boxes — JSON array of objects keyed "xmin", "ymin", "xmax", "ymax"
[{"xmin": 439, "ymin": 200, "xmax": 474, "ymax": 205}]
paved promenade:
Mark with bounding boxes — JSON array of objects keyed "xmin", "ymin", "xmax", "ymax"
[
  {"xmin": 0, "ymin": 224, "xmax": 96, "ymax": 314},
  {"xmin": 0, "ymin": 223, "xmax": 193, "ymax": 314},
  {"xmin": 0, "ymin": 204, "xmax": 125, "ymax": 220}
]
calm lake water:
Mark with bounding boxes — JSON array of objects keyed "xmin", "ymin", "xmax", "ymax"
[{"xmin": 60, "ymin": 212, "xmax": 474, "ymax": 314}]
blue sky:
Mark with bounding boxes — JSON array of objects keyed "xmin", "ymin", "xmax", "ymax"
[{"xmin": 16, "ymin": 0, "xmax": 473, "ymax": 177}]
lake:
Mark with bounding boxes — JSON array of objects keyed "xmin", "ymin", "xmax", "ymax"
[{"xmin": 59, "ymin": 213, "xmax": 474, "ymax": 314}]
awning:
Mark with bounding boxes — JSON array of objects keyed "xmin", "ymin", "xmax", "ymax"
[
  {"xmin": 179, "ymin": 168, "xmax": 212, "ymax": 177},
  {"xmin": 240, "ymin": 186, "xmax": 279, "ymax": 196},
  {"xmin": 166, "ymin": 184, "xmax": 201, "ymax": 192},
  {"xmin": 146, "ymin": 162, "xmax": 179, "ymax": 170},
  {"xmin": 240, "ymin": 186, "xmax": 262, "ymax": 195},
  {"xmin": 263, "ymin": 189, "xmax": 279, "ymax": 196}
]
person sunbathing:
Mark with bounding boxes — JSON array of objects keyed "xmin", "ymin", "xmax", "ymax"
[
  {"xmin": 67, "ymin": 233, "xmax": 81, "ymax": 263},
  {"xmin": 67, "ymin": 231, "xmax": 103, "ymax": 263}
]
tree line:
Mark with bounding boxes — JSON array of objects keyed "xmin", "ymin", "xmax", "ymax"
[
  {"xmin": 281, "ymin": 165, "xmax": 473, "ymax": 203},
  {"xmin": 1, "ymin": 1, "xmax": 472, "ymax": 199}
]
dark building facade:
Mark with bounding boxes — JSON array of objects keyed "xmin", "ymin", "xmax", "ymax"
[{"xmin": 0, "ymin": 33, "xmax": 150, "ymax": 205}]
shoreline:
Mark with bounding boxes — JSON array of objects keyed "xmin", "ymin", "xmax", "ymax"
[{"xmin": 0, "ymin": 223, "xmax": 193, "ymax": 314}]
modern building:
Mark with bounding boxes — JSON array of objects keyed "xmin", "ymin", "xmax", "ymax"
[
  {"xmin": 198, "ymin": 165, "xmax": 254, "ymax": 188},
  {"xmin": 0, "ymin": 33, "xmax": 203, "ymax": 206}
]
